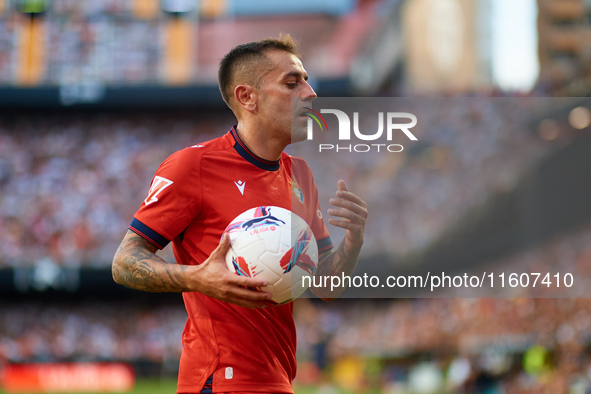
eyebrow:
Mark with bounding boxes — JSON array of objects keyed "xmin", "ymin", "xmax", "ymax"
[{"xmin": 282, "ymin": 71, "xmax": 308, "ymax": 81}]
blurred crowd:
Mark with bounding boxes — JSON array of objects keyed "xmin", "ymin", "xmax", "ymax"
[
  {"xmin": 0, "ymin": 99, "xmax": 579, "ymax": 268},
  {"xmin": 294, "ymin": 296, "xmax": 591, "ymax": 394},
  {"xmin": 1, "ymin": 295, "xmax": 591, "ymax": 394},
  {"xmin": 0, "ymin": 0, "xmax": 164, "ymax": 86},
  {"xmin": 0, "ymin": 0, "xmax": 377, "ymax": 86},
  {"xmin": 0, "ymin": 99, "xmax": 587, "ymax": 393},
  {"xmin": 1, "ymin": 3, "xmax": 589, "ymax": 394},
  {"xmin": 0, "ymin": 300, "xmax": 186, "ymax": 374},
  {"xmin": 292, "ymin": 222, "xmax": 591, "ymax": 393},
  {"xmin": 0, "ymin": 111, "xmax": 231, "ymax": 267},
  {"xmin": 302, "ymin": 98, "xmax": 578, "ymax": 257},
  {"xmin": 2, "ymin": 222, "xmax": 591, "ymax": 392}
]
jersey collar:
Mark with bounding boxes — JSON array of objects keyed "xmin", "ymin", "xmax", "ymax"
[{"xmin": 230, "ymin": 126, "xmax": 281, "ymax": 171}]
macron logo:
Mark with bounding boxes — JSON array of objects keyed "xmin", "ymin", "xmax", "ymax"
[{"xmin": 234, "ymin": 180, "xmax": 246, "ymax": 195}]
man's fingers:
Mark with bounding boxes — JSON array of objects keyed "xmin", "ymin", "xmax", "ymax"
[
  {"xmin": 227, "ymin": 273, "xmax": 268, "ymax": 288},
  {"xmin": 220, "ymin": 280, "xmax": 273, "ymax": 308},
  {"xmin": 211, "ymin": 233, "xmax": 232, "ymax": 258},
  {"xmin": 332, "ymin": 191, "xmax": 367, "ymax": 209},
  {"xmin": 327, "ymin": 207, "xmax": 364, "ymax": 223},
  {"xmin": 328, "ymin": 181, "xmax": 368, "ymax": 230},
  {"xmin": 328, "ymin": 218, "xmax": 364, "ymax": 231},
  {"xmin": 329, "ymin": 198, "xmax": 368, "ymax": 216},
  {"xmin": 231, "ymin": 286, "xmax": 272, "ymax": 301}
]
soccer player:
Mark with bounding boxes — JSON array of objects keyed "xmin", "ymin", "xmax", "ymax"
[{"xmin": 112, "ymin": 34, "xmax": 367, "ymax": 394}]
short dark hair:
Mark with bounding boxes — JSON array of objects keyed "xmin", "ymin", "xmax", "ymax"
[{"xmin": 218, "ymin": 33, "xmax": 299, "ymax": 108}]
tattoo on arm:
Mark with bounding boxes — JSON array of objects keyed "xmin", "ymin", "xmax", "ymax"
[
  {"xmin": 112, "ymin": 231, "xmax": 189, "ymax": 293},
  {"xmin": 316, "ymin": 242, "xmax": 360, "ymax": 277},
  {"xmin": 312, "ymin": 242, "xmax": 362, "ymax": 299}
]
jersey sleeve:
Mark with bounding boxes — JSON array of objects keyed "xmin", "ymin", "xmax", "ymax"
[
  {"xmin": 130, "ymin": 148, "xmax": 202, "ymax": 249},
  {"xmin": 291, "ymin": 156, "xmax": 333, "ymax": 253},
  {"xmin": 308, "ymin": 170, "xmax": 333, "ymax": 254}
]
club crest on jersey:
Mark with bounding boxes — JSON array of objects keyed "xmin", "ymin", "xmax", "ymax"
[
  {"xmin": 144, "ymin": 176, "xmax": 173, "ymax": 206},
  {"xmin": 291, "ymin": 179, "xmax": 304, "ymax": 204}
]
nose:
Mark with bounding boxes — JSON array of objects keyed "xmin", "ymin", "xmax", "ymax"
[{"xmin": 302, "ymin": 80, "xmax": 317, "ymax": 101}]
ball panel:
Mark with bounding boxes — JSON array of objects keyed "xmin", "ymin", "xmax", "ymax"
[
  {"xmin": 258, "ymin": 224, "xmax": 287, "ymax": 254},
  {"xmin": 259, "ymin": 249, "xmax": 290, "ymax": 277},
  {"xmin": 231, "ymin": 238, "xmax": 267, "ymax": 261},
  {"xmin": 289, "ymin": 278, "xmax": 305, "ymax": 300},
  {"xmin": 289, "ymin": 265, "xmax": 316, "ymax": 289}
]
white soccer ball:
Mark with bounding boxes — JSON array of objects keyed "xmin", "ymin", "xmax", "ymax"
[{"xmin": 224, "ymin": 206, "xmax": 318, "ymax": 306}]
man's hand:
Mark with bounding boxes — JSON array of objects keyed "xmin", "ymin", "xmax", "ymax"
[
  {"xmin": 312, "ymin": 179, "xmax": 368, "ymax": 300},
  {"xmin": 327, "ymin": 179, "xmax": 367, "ymax": 253},
  {"xmin": 191, "ymin": 233, "xmax": 273, "ymax": 308},
  {"xmin": 112, "ymin": 231, "xmax": 272, "ymax": 309}
]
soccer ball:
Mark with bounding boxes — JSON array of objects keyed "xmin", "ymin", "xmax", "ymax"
[{"xmin": 224, "ymin": 206, "xmax": 318, "ymax": 305}]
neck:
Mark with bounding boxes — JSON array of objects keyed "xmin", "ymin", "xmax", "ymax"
[{"xmin": 235, "ymin": 120, "xmax": 287, "ymax": 161}]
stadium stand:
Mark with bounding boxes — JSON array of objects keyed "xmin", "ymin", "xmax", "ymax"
[
  {"xmin": 2, "ymin": 1, "xmax": 591, "ymax": 393},
  {"xmin": 0, "ymin": 99, "xmax": 580, "ymax": 268}
]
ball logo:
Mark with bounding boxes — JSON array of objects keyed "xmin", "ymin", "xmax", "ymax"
[
  {"xmin": 306, "ymin": 109, "xmax": 418, "ymax": 153},
  {"xmin": 226, "ymin": 206, "xmax": 287, "ymax": 236}
]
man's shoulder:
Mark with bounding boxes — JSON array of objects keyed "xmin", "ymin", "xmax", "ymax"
[
  {"xmin": 282, "ymin": 153, "xmax": 312, "ymax": 172},
  {"xmin": 167, "ymin": 132, "xmax": 233, "ymax": 164}
]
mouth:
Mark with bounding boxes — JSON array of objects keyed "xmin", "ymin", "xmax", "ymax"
[{"xmin": 299, "ymin": 106, "xmax": 313, "ymax": 117}]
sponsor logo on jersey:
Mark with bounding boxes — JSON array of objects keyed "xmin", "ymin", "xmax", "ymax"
[
  {"xmin": 291, "ymin": 179, "xmax": 304, "ymax": 204},
  {"xmin": 234, "ymin": 180, "xmax": 246, "ymax": 195},
  {"xmin": 144, "ymin": 176, "xmax": 173, "ymax": 206},
  {"xmin": 190, "ymin": 144, "xmax": 205, "ymax": 148}
]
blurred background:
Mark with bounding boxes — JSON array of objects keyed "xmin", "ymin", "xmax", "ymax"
[{"xmin": 1, "ymin": 0, "xmax": 591, "ymax": 393}]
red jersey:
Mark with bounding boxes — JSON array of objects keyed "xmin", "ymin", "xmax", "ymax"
[{"xmin": 130, "ymin": 127, "xmax": 332, "ymax": 393}]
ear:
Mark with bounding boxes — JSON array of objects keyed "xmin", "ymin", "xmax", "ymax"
[{"xmin": 234, "ymin": 84, "xmax": 257, "ymax": 114}]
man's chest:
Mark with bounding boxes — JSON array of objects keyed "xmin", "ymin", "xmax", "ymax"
[{"xmin": 199, "ymin": 161, "xmax": 293, "ymax": 229}]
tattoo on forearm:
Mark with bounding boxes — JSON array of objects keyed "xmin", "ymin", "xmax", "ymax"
[
  {"xmin": 312, "ymin": 242, "xmax": 361, "ymax": 298},
  {"xmin": 316, "ymin": 242, "xmax": 359, "ymax": 278},
  {"xmin": 112, "ymin": 231, "xmax": 188, "ymax": 292}
]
